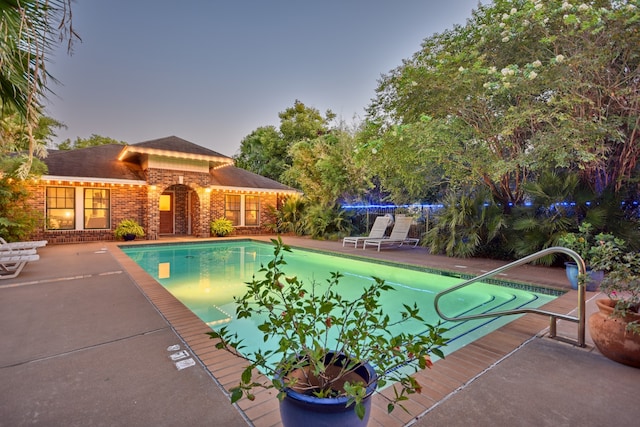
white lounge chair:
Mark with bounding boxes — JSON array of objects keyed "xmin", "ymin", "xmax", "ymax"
[
  {"xmin": 343, "ymin": 216, "xmax": 391, "ymax": 248},
  {"xmin": 363, "ymin": 216, "xmax": 419, "ymax": 252},
  {"xmin": 0, "ymin": 248, "xmax": 37, "ymax": 257},
  {"xmin": 0, "ymin": 253, "xmax": 40, "ymax": 279},
  {"xmin": 0, "ymin": 237, "xmax": 47, "ymax": 250}
]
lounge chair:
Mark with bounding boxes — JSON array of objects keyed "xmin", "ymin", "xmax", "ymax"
[
  {"xmin": 342, "ymin": 216, "xmax": 391, "ymax": 248},
  {"xmin": 0, "ymin": 237, "xmax": 47, "ymax": 250},
  {"xmin": 363, "ymin": 216, "xmax": 419, "ymax": 251},
  {"xmin": 0, "ymin": 253, "xmax": 40, "ymax": 279},
  {"xmin": 0, "ymin": 248, "xmax": 38, "ymax": 257}
]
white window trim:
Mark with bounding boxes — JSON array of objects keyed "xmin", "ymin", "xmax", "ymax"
[
  {"xmin": 226, "ymin": 194, "xmax": 259, "ymax": 227},
  {"xmin": 46, "ymin": 186, "xmax": 111, "ymax": 231}
]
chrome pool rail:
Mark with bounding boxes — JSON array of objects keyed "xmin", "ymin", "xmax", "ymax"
[{"xmin": 434, "ymin": 247, "xmax": 586, "ymax": 347}]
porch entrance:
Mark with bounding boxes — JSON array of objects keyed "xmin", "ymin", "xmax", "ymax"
[{"xmin": 157, "ymin": 185, "xmax": 201, "ymax": 236}]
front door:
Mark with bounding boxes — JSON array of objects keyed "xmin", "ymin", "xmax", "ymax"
[{"xmin": 159, "ymin": 192, "xmax": 174, "ymax": 234}]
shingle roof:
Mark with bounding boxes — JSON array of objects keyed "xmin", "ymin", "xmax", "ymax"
[
  {"xmin": 45, "ymin": 144, "xmax": 145, "ymax": 181},
  {"xmin": 132, "ymin": 136, "xmax": 229, "ymax": 158},
  {"xmin": 210, "ymin": 165, "xmax": 298, "ymax": 192},
  {"xmin": 42, "ymin": 136, "xmax": 300, "ymax": 193}
]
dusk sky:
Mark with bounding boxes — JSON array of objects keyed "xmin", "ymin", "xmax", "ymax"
[{"xmin": 45, "ymin": 0, "xmax": 481, "ymax": 156}]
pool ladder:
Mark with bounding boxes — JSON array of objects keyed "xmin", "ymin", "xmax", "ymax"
[{"xmin": 434, "ymin": 247, "xmax": 586, "ymax": 347}]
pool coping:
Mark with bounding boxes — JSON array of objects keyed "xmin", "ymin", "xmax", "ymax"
[{"xmin": 111, "ymin": 238, "xmax": 585, "ymax": 427}]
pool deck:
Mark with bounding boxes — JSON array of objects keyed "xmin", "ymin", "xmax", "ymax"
[{"xmin": 1, "ymin": 236, "xmax": 638, "ymax": 426}]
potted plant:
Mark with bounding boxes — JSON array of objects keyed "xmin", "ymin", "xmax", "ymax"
[
  {"xmin": 114, "ymin": 219, "xmax": 145, "ymax": 241},
  {"xmin": 207, "ymin": 238, "xmax": 448, "ymax": 426},
  {"xmin": 557, "ymin": 222, "xmax": 607, "ymax": 291},
  {"xmin": 210, "ymin": 218, "xmax": 234, "ymax": 237},
  {"xmin": 587, "ymin": 234, "xmax": 640, "ymax": 367}
]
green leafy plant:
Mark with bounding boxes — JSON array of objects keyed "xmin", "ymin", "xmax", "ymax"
[
  {"xmin": 0, "ymin": 178, "xmax": 41, "ymax": 241},
  {"xmin": 589, "ymin": 234, "xmax": 640, "ymax": 335},
  {"xmin": 210, "ymin": 218, "xmax": 234, "ymax": 237},
  {"xmin": 557, "ymin": 222, "xmax": 598, "ymax": 264},
  {"xmin": 302, "ymin": 202, "xmax": 352, "ymax": 239},
  {"xmin": 424, "ymin": 189, "xmax": 506, "ymax": 258},
  {"xmin": 207, "ymin": 237, "xmax": 448, "ymax": 420},
  {"xmin": 113, "ymin": 219, "xmax": 145, "ymax": 240},
  {"xmin": 264, "ymin": 196, "xmax": 307, "ymax": 235}
]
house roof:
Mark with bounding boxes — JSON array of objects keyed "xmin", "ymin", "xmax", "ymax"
[
  {"xmin": 118, "ymin": 136, "xmax": 233, "ymax": 165},
  {"xmin": 42, "ymin": 136, "xmax": 300, "ymax": 194},
  {"xmin": 45, "ymin": 144, "xmax": 146, "ymax": 182},
  {"xmin": 210, "ymin": 164, "xmax": 297, "ymax": 193}
]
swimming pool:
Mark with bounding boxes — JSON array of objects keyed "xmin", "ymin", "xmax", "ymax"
[
  {"xmin": 121, "ymin": 240, "xmax": 556, "ymax": 362},
  {"xmin": 121, "ymin": 240, "xmax": 559, "ymax": 361}
]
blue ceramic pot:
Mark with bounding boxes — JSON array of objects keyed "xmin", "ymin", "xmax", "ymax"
[
  {"xmin": 565, "ymin": 262, "xmax": 604, "ymax": 291},
  {"xmin": 277, "ymin": 352, "xmax": 378, "ymax": 427}
]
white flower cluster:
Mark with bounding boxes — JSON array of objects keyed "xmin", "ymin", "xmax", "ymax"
[{"xmin": 501, "ymin": 67, "xmax": 516, "ymax": 76}]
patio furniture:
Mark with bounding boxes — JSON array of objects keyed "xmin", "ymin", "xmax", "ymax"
[
  {"xmin": 342, "ymin": 215, "xmax": 391, "ymax": 248},
  {"xmin": 0, "ymin": 237, "xmax": 47, "ymax": 250},
  {"xmin": 0, "ymin": 253, "xmax": 40, "ymax": 279},
  {"xmin": 0, "ymin": 248, "xmax": 38, "ymax": 257},
  {"xmin": 362, "ymin": 216, "xmax": 419, "ymax": 252}
]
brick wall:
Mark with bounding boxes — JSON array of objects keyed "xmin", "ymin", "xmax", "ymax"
[
  {"xmin": 26, "ymin": 181, "xmax": 147, "ymax": 244},
  {"xmin": 23, "ymin": 175, "xmax": 290, "ymax": 243}
]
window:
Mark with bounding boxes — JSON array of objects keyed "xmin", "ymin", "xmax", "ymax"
[
  {"xmin": 159, "ymin": 194, "xmax": 172, "ymax": 211},
  {"xmin": 225, "ymin": 194, "xmax": 259, "ymax": 226},
  {"xmin": 245, "ymin": 195, "xmax": 259, "ymax": 226},
  {"xmin": 225, "ymin": 195, "xmax": 241, "ymax": 226},
  {"xmin": 46, "ymin": 187, "xmax": 75, "ymax": 230},
  {"xmin": 84, "ymin": 189, "xmax": 110, "ymax": 229}
]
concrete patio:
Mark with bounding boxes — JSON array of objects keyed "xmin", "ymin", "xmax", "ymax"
[{"xmin": 1, "ymin": 237, "xmax": 638, "ymax": 426}]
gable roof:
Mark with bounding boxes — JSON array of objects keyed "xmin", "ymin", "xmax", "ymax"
[{"xmin": 118, "ymin": 136, "xmax": 233, "ymax": 165}]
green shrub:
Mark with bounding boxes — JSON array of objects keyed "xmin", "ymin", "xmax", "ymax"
[
  {"xmin": 0, "ymin": 178, "xmax": 41, "ymax": 241},
  {"xmin": 114, "ymin": 219, "xmax": 145, "ymax": 240},
  {"xmin": 210, "ymin": 218, "xmax": 234, "ymax": 237}
]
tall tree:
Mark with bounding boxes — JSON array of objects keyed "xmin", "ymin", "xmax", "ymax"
[
  {"xmin": 234, "ymin": 100, "xmax": 335, "ymax": 184},
  {"xmin": 279, "ymin": 99, "xmax": 334, "ymax": 142},
  {"xmin": 0, "ymin": 0, "xmax": 78, "ymax": 177},
  {"xmin": 283, "ymin": 128, "xmax": 371, "ymax": 206},
  {"xmin": 234, "ymin": 126, "xmax": 287, "ymax": 181},
  {"xmin": 365, "ymin": 0, "xmax": 640, "ymax": 207},
  {"xmin": 0, "ymin": 103, "xmax": 63, "ymax": 175}
]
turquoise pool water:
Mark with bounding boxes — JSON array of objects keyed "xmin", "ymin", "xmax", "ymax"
[{"xmin": 121, "ymin": 240, "xmax": 558, "ymax": 359}]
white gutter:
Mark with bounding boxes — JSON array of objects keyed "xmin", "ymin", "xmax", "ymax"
[
  {"xmin": 208, "ymin": 185, "xmax": 301, "ymax": 195},
  {"xmin": 40, "ymin": 175, "xmax": 147, "ymax": 186}
]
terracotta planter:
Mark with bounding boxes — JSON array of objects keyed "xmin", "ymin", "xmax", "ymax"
[{"xmin": 588, "ymin": 299, "xmax": 640, "ymax": 368}]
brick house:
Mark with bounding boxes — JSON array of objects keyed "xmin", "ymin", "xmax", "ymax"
[{"xmin": 27, "ymin": 136, "xmax": 300, "ymax": 244}]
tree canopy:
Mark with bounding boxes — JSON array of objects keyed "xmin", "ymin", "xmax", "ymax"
[
  {"xmin": 0, "ymin": 0, "xmax": 78, "ymax": 177},
  {"xmin": 364, "ymin": 0, "xmax": 640, "ymax": 207},
  {"xmin": 234, "ymin": 100, "xmax": 336, "ymax": 185}
]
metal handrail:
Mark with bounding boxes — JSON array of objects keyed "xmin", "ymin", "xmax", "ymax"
[{"xmin": 433, "ymin": 247, "xmax": 586, "ymax": 347}]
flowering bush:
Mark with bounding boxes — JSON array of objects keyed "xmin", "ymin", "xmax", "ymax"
[
  {"xmin": 589, "ymin": 234, "xmax": 640, "ymax": 335},
  {"xmin": 558, "ymin": 222, "xmax": 615, "ymax": 266},
  {"xmin": 207, "ymin": 237, "xmax": 448, "ymax": 419}
]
